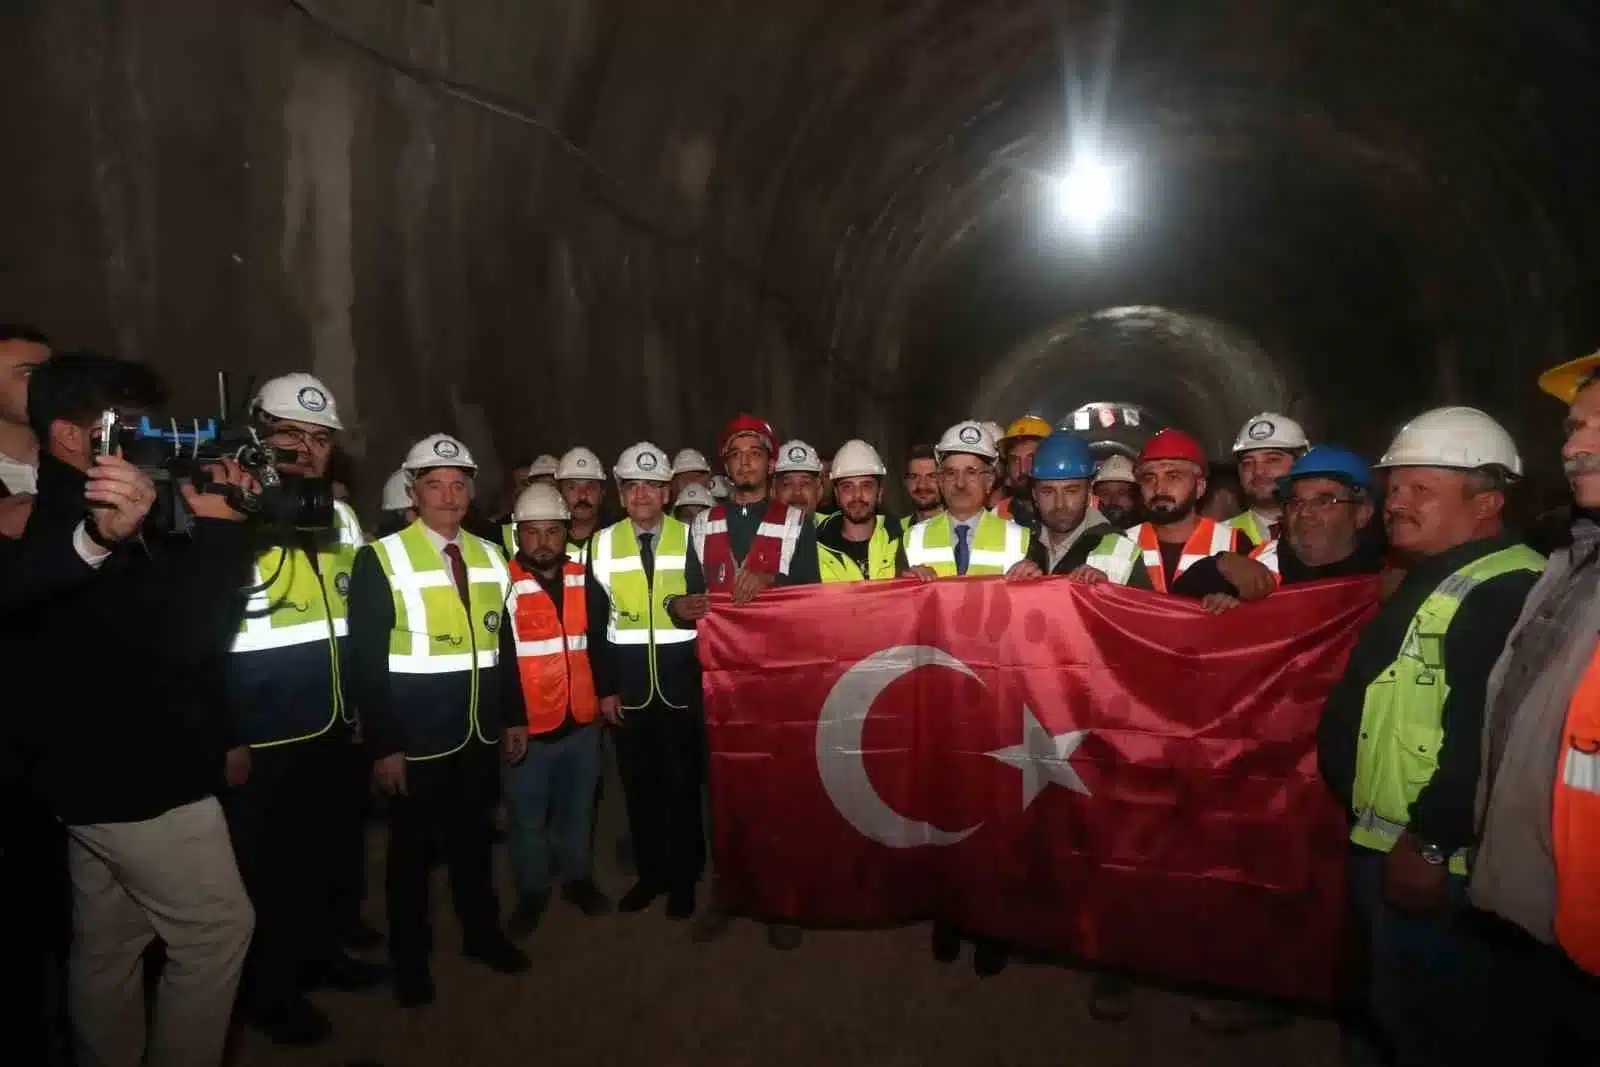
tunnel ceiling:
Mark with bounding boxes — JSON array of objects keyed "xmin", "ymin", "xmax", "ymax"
[{"xmin": 2, "ymin": 0, "xmax": 1597, "ymax": 496}]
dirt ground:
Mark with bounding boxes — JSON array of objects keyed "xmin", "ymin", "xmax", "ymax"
[{"xmin": 231, "ymin": 812, "xmax": 1344, "ymax": 1067}]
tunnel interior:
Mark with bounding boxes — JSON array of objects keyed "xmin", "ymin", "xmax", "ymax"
[{"xmin": 1, "ymin": 1, "xmax": 1597, "ymax": 504}]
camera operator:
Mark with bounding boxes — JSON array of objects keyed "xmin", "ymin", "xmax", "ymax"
[
  {"xmin": 21, "ymin": 352, "xmax": 258, "ymax": 1067},
  {"xmin": 221, "ymin": 373, "xmax": 386, "ymax": 1046}
]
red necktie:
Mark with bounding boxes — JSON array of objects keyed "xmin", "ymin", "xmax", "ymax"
[
  {"xmin": 1268, "ymin": 521, "xmax": 1282, "ymax": 542},
  {"xmin": 442, "ymin": 543, "xmax": 470, "ymax": 607}
]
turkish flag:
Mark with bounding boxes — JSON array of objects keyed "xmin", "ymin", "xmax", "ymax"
[{"xmin": 699, "ymin": 576, "xmax": 1379, "ymax": 1002}]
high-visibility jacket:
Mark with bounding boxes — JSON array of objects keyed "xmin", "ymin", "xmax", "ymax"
[
  {"xmin": 588, "ymin": 518, "xmax": 695, "ymax": 710},
  {"xmin": 1250, "ymin": 538, "xmax": 1285, "ymax": 585},
  {"xmin": 502, "ymin": 523, "xmax": 592, "ymax": 567},
  {"xmin": 1126, "ymin": 518, "xmax": 1242, "ymax": 593},
  {"xmin": 1351, "ymin": 545, "xmax": 1545, "ymax": 875},
  {"xmin": 1228, "ymin": 509, "xmax": 1278, "ymax": 546},
  {"xmin": 818, "ymin": 516, "xmax": 900, "ymax": 582},
  {"xmin": 369, "ymin": 522, "xmax": 510, "ymax": 760},
  {"xmin": 507, "ymin": 558, "xmax": 597, "ymax": 734},
  {"xmin": 901, "ymin": 511, "xmax": 1030, "ymax": 576},
  {"xmin": 1074, "ymin": 532, "xmax": 1142, "ymax": 584},
  {"xmin": 1551, "ymin": 648, "xmax": 1600, "ymax": 974},
  {"xmin": 228, "ymin": 500, "xmax": 363, "ymax": 747}
]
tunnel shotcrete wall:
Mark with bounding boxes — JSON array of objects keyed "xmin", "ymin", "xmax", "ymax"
[{"xmin": 1, "ymin": 0, "xmax": 1596, "ymax": 510}]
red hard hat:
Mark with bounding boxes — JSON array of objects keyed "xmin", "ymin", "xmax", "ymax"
[
  {"xmin": 717, "ymin": 414, "xmax": 778, "ymax": 457},
  {"xmin": 1138, "ymin": 428, "xmax": 1207, "ymax": 468}
]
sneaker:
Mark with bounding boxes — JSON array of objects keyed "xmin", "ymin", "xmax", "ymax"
[
  {"xmin": 561, "ymin": 879, "xmax": 613, "ymax": 917},
  {"xmin": 507, "ymin": 889, "xmax": 551, "ymax": 938}
]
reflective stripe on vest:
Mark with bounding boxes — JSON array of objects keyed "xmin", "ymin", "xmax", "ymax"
[
  {"xmin": 1554, "ymin": 646, "xmax": 1600, "ymax": 974},
  {"xmin": 232, "ymin": 500, "xmax": 363, "ymax": 654},
  {"xmin": 507, "ymin": 560, "xmax": 598, "ymax": 734},
  {"xmin": 370, "ymin": 523, "xmax": 509, "ymax": 676},
  {"xmin": 1228, "ymin": 510, "xmax": 1273, "ymax": 546},
  {"xmin": 589, "ymin": 518, "xmax": 693, "ymax": 710},
  {"xmin": 1083, "ymin": 532, "xmax": 1140, "ymax": 585},
  {"xmin": 1250, "ymin": 538, "xmax": 1285, "ymax": 585},
  {"xmin": 1129, "ymin": 519, "xmax": 1239, "ymax": 593},
  {"xmin": 1351, "ymin": 544, "xmax": 1546, "ymax": 875},
  {"xmin": 818, "ymin": 518, "xmax": 900, "ymax": 583},
  {"xmin": 691, "ymin": 501, "xmax": 805, "ymax": 590},
  {"xmin": 902, "ymin": 511, "xmax": 1030, "ymax": 576}
]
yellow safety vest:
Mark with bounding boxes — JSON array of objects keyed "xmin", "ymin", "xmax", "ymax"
[
  {"xmin": 901, "ymin": 511, "xmax": 1030, "ymax": 576},
  {"xmin": 817, "ymin": 517, "xmax": 900, "ymax": 582},
  {"xmin": 1074, "ymin": 531, "xmax": 1142, "ymax": 584},
  {"xmin": 1350, "ymin": 544, "xmax": 1545, "ymax": 875},
  {"xmin": 1227, "ymin": 510, "xmax": 1275, "ymax": 546},
  {"xmin": 230, "ymin": 500, "xmax": 363, "ymax": 743},
  {"xmin": 370, "ymin": 521, "xmax": 510, "ymax": 759},
  {"xmin": 588, "ymin": 518, "xmax": 694, "ymax": 710}
]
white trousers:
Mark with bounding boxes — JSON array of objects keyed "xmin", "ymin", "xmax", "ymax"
[{"xmin": 67, "ymin": 797, "xmax": 255, "ymax": 1067}]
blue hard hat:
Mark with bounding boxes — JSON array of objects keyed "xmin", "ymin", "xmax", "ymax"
[
  {"xmin": 1279, "ymin": 444, "xmax": 1371, "ymax": 494},
  {"xmin": 1030, "ymin": 432, "xmax": 1097, "ymax": 481}
]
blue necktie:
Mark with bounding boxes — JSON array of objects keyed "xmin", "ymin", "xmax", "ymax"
[{"xmin": 954, "ymin": 525, "xmax": 971, "ymax": 576}]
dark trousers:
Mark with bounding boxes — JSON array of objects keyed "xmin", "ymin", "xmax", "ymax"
[
  {"xmin": 327, "ymin": 734, "xmax": 372, "ymax": 934},
  {"xmin": 0, "ymin": 775, "xmax": 70, "ymax": 1066},
  {"xmin": 1348, "ymin": 847, "xmax": 1487, "ymax": 1067},
  {"xmin": 385, "ymin": 743, "xmax": 500, "ymax": 974},
  {"xmin": 614, "ymin": 699, "xmax": 704, "ymax": 894},
  {"xmin": 223, "ymin": 731, "xmax": 346, "ymax": 1012},
  {"xmin": 1475, "ymin": 911, "xmax": 1600, "ymax": 1064}
]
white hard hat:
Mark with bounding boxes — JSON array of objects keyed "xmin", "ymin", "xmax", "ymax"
[
  {"xmin": 981, "ymin": 421, "xmax": 1006, "ymax": 454},
  {"xmin": 528, "ymin": 454, "xmax": 559, "ymax": 478},
  {"xmin": 774, "ymin": 439, "xmax": 823, "ymax": 475},
  {"xmin": 251, "ymin": 372, "xmax": 343, "ymax": 431},
  {"xmin": 511, "ymin": 482, "xmax": 570, "ymax": 522},
  {"xmin": 614, "ymin": 441, "xmax": 672, "ymax": 483},
  {"xmin": 556, "ymin": 446, "xmax": 605, "ymax": 481},
  {"xmin": 403, "ymin": 433, "xmax": 476, "ymax": 474},
  {"xmin": 709, "ymin": 474, "xmax": 732, "ymax": 499},
  {"xmin": 673, "ymin": 483, "xmax": 715, "ymax": 510},
  {"xmin": 831, "ymin": 439, "xmax": 887, "ymax": 479},
  {"xmin": 936, "ymin": 419, "xmax": 1000, "ymax": 462},
  {"xmin": 380, "ymin": 469, "xmax": 412, "ymax": 511},
  {"xmin": 1094, "ymin": 454, "xmax": 1137, "ymax": 485},
  {"xmin": 1233, "ymin": 412, "xmax": 1309, "ymax": 454},
  {"xmin": 671, "ymin": 448, "xmax": 711, "ymax": 476},
  {"xmin": 1376, "ymin": 406, "xmax": 1522, "ymax": 478}
]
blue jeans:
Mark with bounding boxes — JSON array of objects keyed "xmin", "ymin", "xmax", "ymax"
[
  {"xmin": 1347, "ymin": 846, "xmax": 1488, "ymax": 1066},
  {"xmin": 502, "ymin": 723, "xmax": 602, "ymax": 900}
]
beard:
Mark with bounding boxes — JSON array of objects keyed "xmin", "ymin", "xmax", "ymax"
[
  {"xmin": 842, "ymin": 501, "xmax": 875, "ymax": 524},
  {"xmin": 528, "ymin": 549, "xmax": 563, "ymax": 569},
  {"xmin": 1145, "ymin": 494, "xmax": 1196, "ymax": 526}
]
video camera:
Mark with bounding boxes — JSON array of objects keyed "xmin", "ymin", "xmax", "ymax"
[{"xmin": 94, "ymin": 372, "xmax": 336, "ymax": 536}]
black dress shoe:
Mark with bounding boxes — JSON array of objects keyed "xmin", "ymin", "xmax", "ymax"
[
  {"xmin": 931, "ymin": 922, "xmax": 961, "ymax": 963},
  {"xmin": 617, "ymin": 881, "xmax": 661, "ymax": 913},
  {"xmin": 341, "ymin": 918, "xmax": 385, "ymax": 952},
  {"xmin": 304, "ymin": 952, "xmax": 390, "ymax": 992},
  {"xmin": 392, "ymin": 968, "xmax": 435, "ymax": 1008},
  {"xmin": 251, "ymin": 995, "xmax": 333, "ymax": 1046},
  {"xmin": 665, "ymin": 886, "xmax": 696, "ymax": 921},
  {"xmin": 973, "ymin": 938, "xmax": 1010, "ymax": 978},
  {"xmin": 507, "ymin": 890, "xmax": 551, "ymax": 938},
  {"xmin": 463, "ymin": 936, "xmax": 531, "ymax": 975},
  {"xmin": 561, "ymin": 879, "xmax": 613, "ymax": 917}
]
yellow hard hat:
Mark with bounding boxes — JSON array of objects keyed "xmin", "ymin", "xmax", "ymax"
[
  {"xmin": 1003, "ymin": 415, "xmax": 1053, "ymax": 442},
  {"xmin": 1538, "ymin": 350, "xmax": 1600, "ymax": 403}
]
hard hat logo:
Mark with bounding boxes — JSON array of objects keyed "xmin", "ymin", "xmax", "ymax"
[
  {"xmin": 576, "ymin": 457, "xmax": 589, "ymax": 468},
  {"xmin": 958, "ymin": 425, "xmax": 982, "ymax": 445},
  {"xmin": 638, "ymin": 452, "xmax": 658, "ymax": 471},
  {"xmin": 434, "ymin": 440, "xmax": 461, "ymax": 459},
  {"xmin": 484, "ymin": 611, "xmax": 500, "ymax": 633},
  {"xmin": 1248, "ymin": 420, "xmax": 1275, "ymax": 441},
  {"xmin": 296, "ymin": 386, "xmax": 329, "ymax": 413},
  {"xmin": 788, "ymin": 445, "xmax": 808, "ymax": 463}
]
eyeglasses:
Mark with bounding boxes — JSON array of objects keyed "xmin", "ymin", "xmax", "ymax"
[{"xmin": 1284, "ymin": 494, "xmax": 1358, "ymax": 514}]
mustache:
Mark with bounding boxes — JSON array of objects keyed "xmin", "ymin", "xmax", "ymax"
[
  {"xmin": 1149, "ymin": 495, "xmax": 1178, "ymax": 507},
  {"xmin": 1566, "ymin": 454, "xmax": 1600, "ymax": 476},
  {"xmin": 570, "ymin": 499, "xmax": 594, "ymax": 510}
]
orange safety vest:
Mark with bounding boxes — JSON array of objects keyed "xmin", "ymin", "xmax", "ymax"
[
  {"xmin": 1249, "ymin": 538, "xmax": 1285, "ymax": 586},
  {"xmin": 1554, "ymin": 648, "xmax": 1600, "ymax": 975},
  {"xmin": 1131, "ymin": 518, "xmax": 1241, "ymax": 594},
  {"xmin": 508, "ymin": 558, "xmax": 598, "ymax": 734}
]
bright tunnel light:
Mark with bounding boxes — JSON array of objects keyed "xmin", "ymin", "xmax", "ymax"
[{"xmin": 1053, "ymin": 157, "xmax": 1119, "ymax": 236}]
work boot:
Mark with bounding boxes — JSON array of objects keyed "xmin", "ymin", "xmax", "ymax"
[
  {"xmin": 1088, "ymin": 973, "xmax": 1132, "ymax": 1022},
  {"xmin": 463, "ymin": 935, "xmax": 531, "ymax": 975},
  {"xmin": 301, "ymin": 952, "xmax": 389, "ymax": 992},
  {"xmin": 250, "ymin": 994, "xmax": 333, "ymax": 1046},
  {"xmin": 689, "ymin": 903, "xmax": 732, "ymax": 943},
  {"xmin": 617, "ymin": 881, "xmax": 660, "ymax": 913},
  {"xmin": 392, "ymin": 966, "xmax": 435, "ymax": 1009},
  {"xmin": 972, "ymin": 938, "xmax": 1010, "ymax": 978},
  {"xmin": 507, "ymin": 889, "xmax": 551, "ymax": 938},
  {"xmin": 930, "ymin": 922, "xmax": 961, "ymax": 963},
  {"xmin": 1190, "ymin": 997, "xmax": 1292, "ymax": 1035},
  {"xmin": 665, "ymin": 885, "xmax": 697, "ymax": 921},
  {"xmin": 561, "ymin": 879, "xmax": 612, "ymax": 917},
  {"xmin": 765, "ymin": 923, "xmax": 802, "ymax": 951}
]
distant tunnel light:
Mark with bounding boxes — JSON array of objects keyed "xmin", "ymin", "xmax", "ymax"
[{"xmin": 1053, "ymin": 157, "xmax": 1118, "ymax": 236}]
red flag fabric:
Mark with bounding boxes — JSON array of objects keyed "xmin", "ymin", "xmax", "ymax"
[{"xmin": 699, "ymin": 576, "xmax": 1379, "ymax": 1002}]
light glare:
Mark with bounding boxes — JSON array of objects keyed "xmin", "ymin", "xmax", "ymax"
[{"xmin": 1055, "ymin": 158, "xmax": 1118, "ymax": 235}]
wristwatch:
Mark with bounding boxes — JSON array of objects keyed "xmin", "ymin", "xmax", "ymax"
[{"xmin": 1417, "ymin": 840, "xmax": 1448, "ymax": 866}]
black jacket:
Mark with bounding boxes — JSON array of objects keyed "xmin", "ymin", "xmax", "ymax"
[
  {"xmin": 1025, "ymin": 518, "xmax": 1155, "ymax": 589},
  {"xmin": 16, "ymin": 455, "xmax": 253, "ymax": 825},
  {"xmin": 498, "ymin": 556, "xmax": 616, "ymax": 742},
  {"xmin": 1315, "ymin": 532, "xmax": 1539, "ymax": 855},
  {"xmin": 0, "ymin": 515, "xmax": 101, "ymax": 614},
  {"xmin": 1179, "ymin": 533, "xmax": 1384, "ymax": 595}
]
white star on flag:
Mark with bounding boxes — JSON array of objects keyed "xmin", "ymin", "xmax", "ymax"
[{"xmin": 984, "ymin": 705, "xmax": 1092, "ymax": 808}]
